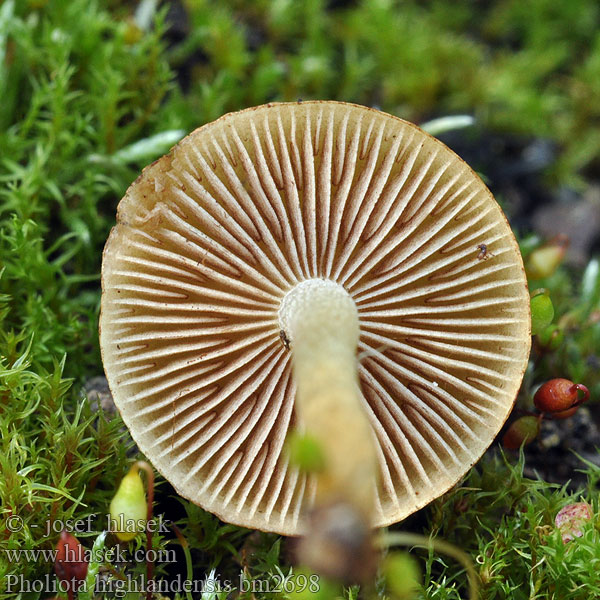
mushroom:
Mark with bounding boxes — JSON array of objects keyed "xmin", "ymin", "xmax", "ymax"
[{"xmin": 100, "ymin": 101, "xmax": 530, "ymax": 568}]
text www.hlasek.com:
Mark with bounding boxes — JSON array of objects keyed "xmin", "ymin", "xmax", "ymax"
[{"xmin": 3, "ymin": 544, "xmax": 174, "ymax": 565}]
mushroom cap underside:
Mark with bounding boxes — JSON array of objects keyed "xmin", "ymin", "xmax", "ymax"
[{"xmin": 100, "ymin": 101, "xmax": 531, "ymax": 535}]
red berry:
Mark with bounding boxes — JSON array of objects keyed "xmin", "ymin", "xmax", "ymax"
[
  {"xmin": 502, "ymin": 416, "xmax": 540, "ymax": 450},
  {"xmin": 555, "ymin": 502, "xmax": 592, "ymax": 543},
  {"xmin": 533, "ymin": 378, "xmax": 589, "ymax": 414},
  {"xmin": 54, "ymin": 530, "xmax": 88, "ymax": 593}
]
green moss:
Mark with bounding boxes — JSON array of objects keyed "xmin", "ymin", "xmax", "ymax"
[{"xmin": 424, "ymin": 454, "xmax": 600, "ymax": 600}]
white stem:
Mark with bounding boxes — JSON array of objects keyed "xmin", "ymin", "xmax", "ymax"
[{"xmin": 279, "ymin": 279, "xmax": 377, "ymax": 516}]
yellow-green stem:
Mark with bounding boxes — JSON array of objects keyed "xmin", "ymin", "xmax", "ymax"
[{"xmin": 279, "ymin": 279, "xmax": 377, "ymax": 515}]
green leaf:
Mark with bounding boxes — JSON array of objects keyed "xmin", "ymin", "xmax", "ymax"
[
  {"xmin": 531, "ymin": 292, "xmax": 554, "ymax": 335},
  {"xmin": 581, "ymin": 258, "xmax": 600, "ymax": 309},
  {"xmin": 420, "ymin": 115, "xmax": 475, "ymax": 136},
  {"xmin": 79, "ymin": 531, "xmax": 108, "ymax": 600},
  {"xmin": 109, "ymin": 130, "xmax": 186, "ymax": 164}
]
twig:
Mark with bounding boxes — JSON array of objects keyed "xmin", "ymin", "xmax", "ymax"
[
  {"xmin": 134, "ymin": 461, "xmax": 155, "ymax": 600},
  {"xmin": 377, "ymin": 531, "xmax": 480, "ymax": 600}
]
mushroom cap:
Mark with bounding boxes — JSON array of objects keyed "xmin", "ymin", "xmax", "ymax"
[{"xmin": 100, "ymin": 101, "xmax": 531, "ymax": 535}]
